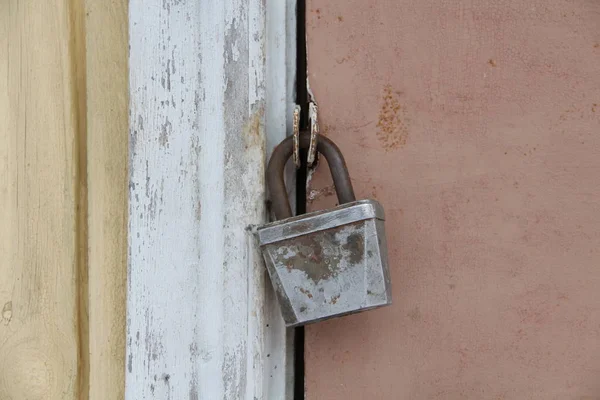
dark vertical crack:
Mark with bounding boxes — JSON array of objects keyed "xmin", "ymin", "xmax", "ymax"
[
  {"xmin": 296, "ymin": 0, "xmax": 309, "ymax": 127},
  {"xmin": 294, "ymin": 1, "xmax": 308, "ymax": 399},
  {"xmin": 294, "ymin": 153, "xmax": 307, "ymax": 400}
]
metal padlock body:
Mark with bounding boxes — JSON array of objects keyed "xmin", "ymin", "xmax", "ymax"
[{"xmin": 258, "ymin": 132, "xmax": 392, "ymax": 327}]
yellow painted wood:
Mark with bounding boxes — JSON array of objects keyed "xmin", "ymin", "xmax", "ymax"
[
  {"xmin": 0, "ymin": 0, "xmax": 127, "ymax": 399},
  {"xmin": 85, "ymin": 1, "xmax": 128, "ymax": 399}
]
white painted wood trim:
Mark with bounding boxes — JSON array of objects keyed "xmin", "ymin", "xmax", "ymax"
[
  {"xmin": 265, "ymin": 0, "xmax": 297, "ymax": 398},
  {"xmin": 127, "ymin": 0, "xmax": 296, "ymax": 399}
]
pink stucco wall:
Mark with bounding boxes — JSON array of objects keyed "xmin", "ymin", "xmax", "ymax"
[{"xmin": 305, "ymin": 1, "xmax": 600, "ymax": 398}]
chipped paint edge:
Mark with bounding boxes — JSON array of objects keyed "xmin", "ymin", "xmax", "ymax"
[{"xmin": 265, "ymin": 0, "xmax": 297, "ymax": 398}]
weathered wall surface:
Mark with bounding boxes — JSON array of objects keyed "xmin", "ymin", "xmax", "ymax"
[
  {"xmin": 126, "ymin": 1, "xmax": 277, "ymax": 399},
  {"xmin": 0, "ymin": 1, "xmax": 128, "ymax": 399},
  {"xmin": 305, "ymin": 1, "xmax": 600, "ymax": 398}
]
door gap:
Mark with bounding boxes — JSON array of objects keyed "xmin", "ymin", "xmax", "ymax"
[{"xmin": 294, "ymin": 0, "xmax": 308, "ymax": 398}]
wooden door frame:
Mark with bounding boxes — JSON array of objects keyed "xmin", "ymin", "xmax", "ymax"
[{"xmin": 126, "ymin": 1, "xmax": 297, "ymax": 398}]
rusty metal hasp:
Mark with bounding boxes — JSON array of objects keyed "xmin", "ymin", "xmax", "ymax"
[{"xmin": 257, "ymin": 132, "xmax": 392, "ymax": 327}]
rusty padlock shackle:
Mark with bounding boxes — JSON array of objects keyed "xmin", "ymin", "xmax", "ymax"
[{"xmin": 268, "ymin": 131, "xmax": 356, "ymax": 220}]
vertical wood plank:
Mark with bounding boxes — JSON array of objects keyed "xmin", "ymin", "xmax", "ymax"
[
  {"xmin": 85, "ymin": 0, "xmax": 128, "ymax": 399},
  {"xmin": 0, "ymin": 1, "xmax": 128, "ymax": 398},
  {"xmin": 264, "ymin": 0, "xmax": 297, "ymax": 398},
  {"xmin": 127, "ymin": 1, "xmax": 272, "ymax": 398},
  {"xmin": 0, "ymin": 1, "xmax": 82, "ymax": 398}
]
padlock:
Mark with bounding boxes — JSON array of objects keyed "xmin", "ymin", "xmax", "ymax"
[{"xmin": 257, "ymin": 131, "xmax": 392, "ymax": 327}]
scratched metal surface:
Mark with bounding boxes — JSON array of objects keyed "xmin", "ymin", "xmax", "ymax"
[
  {"xmin": 305, "ymin": 0, "xmax": 600, "ymax": 398},
  {"xmin": 260, "ymin": 207, "xmax": 391, "ymax": 326},
  {"xmin": 258, "ymin": 199, "xmax": 384, "ymax": 244}
]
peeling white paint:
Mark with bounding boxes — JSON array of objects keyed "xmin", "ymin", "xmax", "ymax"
[
  {"xmin": 127, "ymin": 0, "xmax": 293, "ymax": 398},
  {"xmin": 128, "ymin": 0, "xmax": 296, "ymax": 398}
]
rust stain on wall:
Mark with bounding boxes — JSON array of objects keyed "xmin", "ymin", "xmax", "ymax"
[
  {"xmin": 376, "ymin": 85, "xmax": 408, "ymax": 150},
  {"xmin": 243, "ymin": 106, "xmax": 265, "ymax": 149}
]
